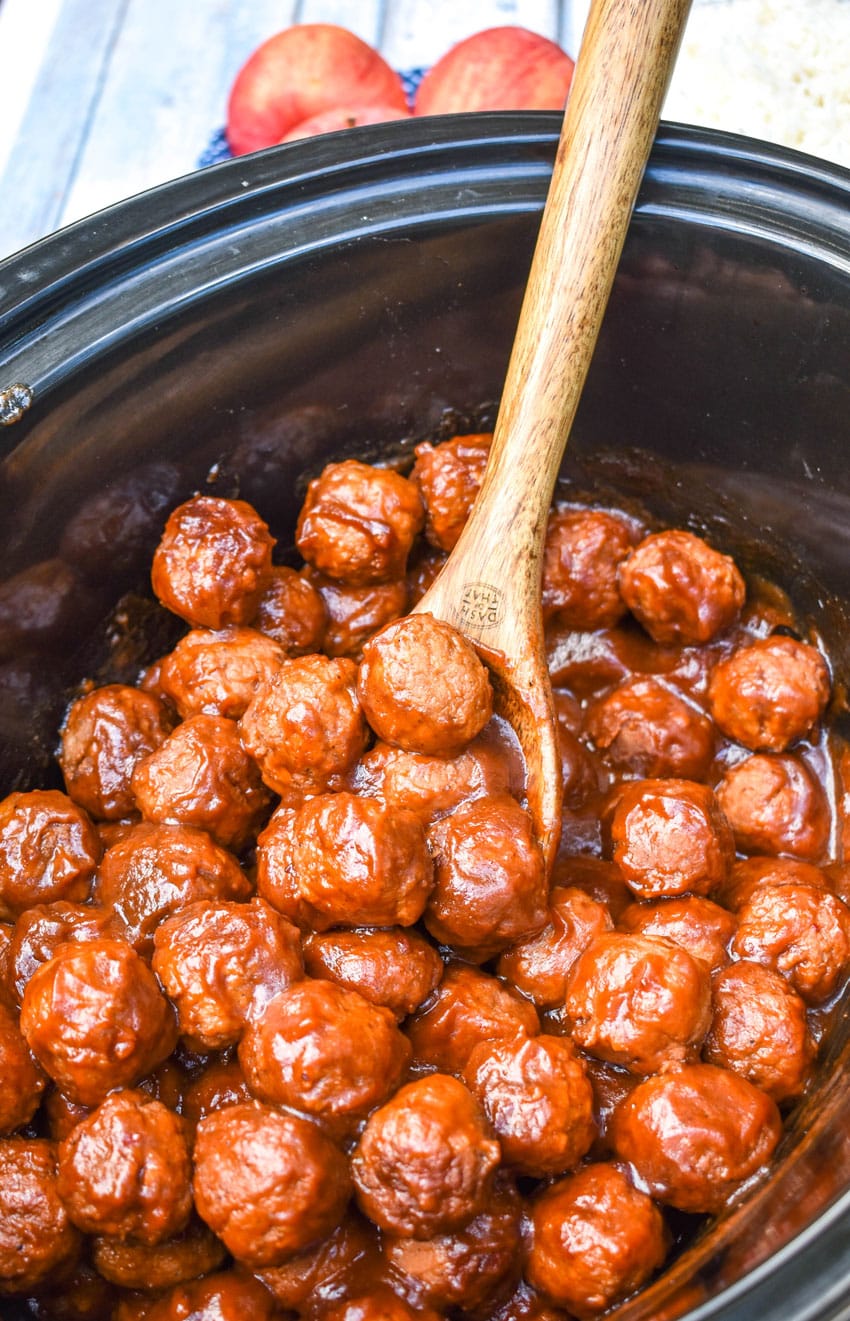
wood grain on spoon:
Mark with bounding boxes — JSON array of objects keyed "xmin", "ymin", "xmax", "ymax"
[{"xmin": 414, "ymin": 0, "xmax": 692, "ymax": 872}]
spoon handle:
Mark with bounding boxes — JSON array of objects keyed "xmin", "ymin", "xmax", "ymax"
[{"xmin": 422, "ymin": 0, "xmax": 691, "ymax": 645}]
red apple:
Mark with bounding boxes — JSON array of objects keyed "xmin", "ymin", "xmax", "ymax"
[
  {"xmin": 414, "ymin": 26, "xmax": 574, "ymax": 117},
  {"xmin": 227, "ymin": 23, "xmax": 409, "ymax": 156},
  {"xmin": 281, "ymin": 103, "xmax": 412, "ymax": 143}
]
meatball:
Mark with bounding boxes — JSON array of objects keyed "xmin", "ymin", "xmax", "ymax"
[
  {"xmin": 255, "ymin": 804, "xmax": 318, "ymax": 929},
  {"xmin": 554, "ymin": 855, "xmax": 634, "ymax": 922},
  {"xmin": 182, "ymin": 1059, "xmax": 252, "ymax": 1143},
  {"xmin": 384, "ymin": 1175, "xmax": 522, "ymax": 1314},
  {"xmin": 715, "ymin": 753, "xmax": 829, "ymax": 860},
  {"xmin": 96, "ymin": 822, "xmax": 252, "ymax": 955},
  {"xmin": 424, "ymin": 795, "xmax": 547, "ymax": 957},
  {"xmin": 152, "ymin": 898, "xmax": 303, "ymax": 1050},
  {"xmin": 351, "ymin": 1074, "xmax": 500, "ymax": 1238},
  {"xmin": 525, "ymin": 1162, "xmax": 668, "ymax": 1318},
  {"xmin": 565, "ymin": 932, "xmax": 711, "ymax": 1073},
  {"xmin": 193, "ymin": 1101, "xmax": 351, "ymax": 1268},
  {"xmin": 58, "ymin": 684, "xmax": 174, "ymax": 820},
  {"xmin": 151, "ymin": 496, "xmax": 275, "ymax": 629},
  {"xmin": 144, "ymin": 1270, "xmax": 278, "ymax": 1321},
  {"xmin": 0, "ymin": 1138, "xmax": 82, "ymax": 1295},
  {"xmin": 57, "ymin": 1088, "xmax": 192, "ymax": 1243},
  {"xmin": 411, "ymin": 432, "xmax": 492, "ymax": 552},
  {"xmin": 239, "ymin": 979, "xmax": 411, "ymax": 1131},
  {"xmin": 608, "ymin": 778, "xmax": 735, "ymax": 898},
  {"xmin": 0, "ymin": 790, "xmax": 100, "ymax": 919},
  {"xmin": 611, "ymin": 1063, "xmax": 782, "ymax": 1213},
  {"xmin": 714, "ymin": 854, "xmax": 830, "ymax": 912},
  {"xmin": 542, "ymin": 507, "xmax": 636, "ymax": 630},
  {"xmin": 306, "ymin": 570, "xmax": 409, "ymax": 660},
  {"xmin": 131, "ymin": 714, "xmax": 272, "ymax": 853},
  {"xmin": 6, "ymin": 901, "xmax": 115, "ymax": 1006},
  {"xmin": 254, "ymin": 564, "xmax": 328, "ymax": 655},
  {"xmin": 352, "ymin": 735, "xmax": 513, "ymax": 827},
  {"xmin": 497, "ymin": 886, "xmax": 614, "ymax": 1009},
  {"xmin": 732, "ymin": 880, "xmax": 850, "ymax": 1004},
  {"xmin": 617, "ymin": 896, "xmax": 737, "ymax": 973},
  {"xmin": 289, "ymin": 792, "xmax": 433, "ymax": 929},
  {"xmin": 619, "ymin": 529, "xmax": 745, "ymax": 645},
  {"xmin": 703, "ymin": 961, "xmax": 815, "ymax": 1101},
  {"xmin": 91, "ymin": 1217, "xmax": 226, "ymax": 1290},
  {"xmin": 240, "ymin": 654, "xmax": 368, "ymax": 796},
  {"xmin": 463, "ymin": 1034, "xmax": 595, "ymax": 1176},
  {"xmin": 357, "ymin": 614, "xmax": 493, "ymax": 757},
  {"xmin": 20, "ymin": 938, "xmax": 177, "ymax": 1106},
  {"xmin": 304, "ymin": 927, "xmax": 443, "ymax": 1020},
  {"xmin": 707, "ymin": 635, "xmax": 831, "ymax": 752},
  {"xmin": 256, "ymin": 1211, "xmax": 378, "ymax": 1312},
  {"xmin": 0, "ymin": 1000, "xmax": 45, "ymax": 1134},
  {"xmin": 158, "ymin": 626, "xmax": 286, "ymax": 720},
  {"xmin": 296, "ymin": 459, "xmax": 424, "ymax": 586},
  {"xmin": 322, "ymin": 1287, "xmax": 438, "ymax": 1321},
  {"xmin": 584, "ymin": 676, "xmax": 715, "ymax": 781},
  {"xmin": 406, "ymin": 963, "xmax": 540, "ymax": 1075}
]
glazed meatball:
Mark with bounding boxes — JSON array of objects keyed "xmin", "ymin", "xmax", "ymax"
[
  {"xmin": 26, "ymin": 1259, "xmax": 118, "ymax": 1320},
  {"xmin": 131, "ymin": 714, "xmax": 272, "ymax": 852},
  {"xmin": 352, "ymin": 734, "xmax": 513, "ymax": 826},
  {"xmin": 565, "ymin": 932, "xmax": 711, "ymax": 1073},
  {"xmin": 288, "ymin": 792, "xmax": 433, "ymax": 929},
  {"xmin": 411, "ymin": 432, "xmax": 492, "ymax": 553},
  {"xmin": 357, "ymin": 614, "xmax": 493, "ymax": 757},
  {"xmin": 96, "ymin": 822, "xmax": 252, "ymax": 955},
  {"xmin": 303, "ymin": 927, "xmax": 443, "ymax": 1020},
  {"xmin": 608, "ymin": 778, "xmax": 734, "ymax": 898},
  {"xmin": 463, "ymin": 1035, "xmax": 595, "ymax": 1176},
  {"xmin": 707, "ymin": 635, "xmax": 831, "ymax": 752},
  {"xmin": 715, "ymin": 753, "xmax": 829, "ymax": 860},
  {"xmin": 193, "ymin": 1101, "xmax": 351, "ymax": 1268},
  {"xmin": 611, "ymin": 1063, "xmax": 782, "ymax": 1213},
  {"xmin": 584, "ymin": 676, "xmax": 715, "ymax": 781},
  {"xmin": 542, "ymin": 507, "xmax": 636, "ymax": 629},
  {"xmin": 239, "ymin": 979, "xmax": 411, "ymax": 1131},
  {"xmin": 0, "ymin": 1000, "xmax": 45, "ymax": 1134},
  {"xmin": 0, "ymin": 559, "xmax": 91, "ymax": 662},
  {"xmin": 0, "ymin": 1138, "xmax": 82, "ymax": 1295},
  {"xmin": 732, "ymin": 880, "xmax": 850, "ymax": 1003},
  {"xmin": 182, "ymin": 1059, "xmax": 252, "ymax": 1143},
  {"xmin": 713, "ymin": 854, "xmax": 830, "ymax": 912},
  {"xmin": 151, "ymin": 496, "xmax": 275, "ymax": 629},
  {"xmin": 322, "ymin": 1287, "xmax": 438, "ymax": 1321},
  {"xmin": 617, "ymin": 895, "xmax": 737, "ymax": 973},
  {"xmin": 256, "ymin": 1211, "xmax": 378, "ymax": 1312},
  {"xmin": 497, "ymin": 886, "xmax": 614, "ymax": 1009},
  {"xmin": 296, "ymin": 459, "xmax": 424, "ymax": 586},
  {"xmin": 144, "ymin": 1270, "xmax": 278, "ymax": 1321},
  {"xmin": 240, "ymin": 654, "xmax": 368, "ymax": 796},
  {"xmin": 0, "ymin": 790, "xmax": 100, "ymax": 919},
  {"xmin": 384, "ymin": 1175, "xmax": 522, "ymax": 1314},
  {"xmin": 20, "ymin": 938, "xmax": 177, "ymax": 1106},
  {"xmin": 306, "ymin": 570, "xmax": 409, "ymax": 660},
  {"xmin": 619, "ymin": 529, "xmax": 745, "ymax": 645},
  {"xmin": 158, "ymin": 626, "xmax": 286, "ymax": 720},
  {"xmin": 254, "ymin": 564, "xmax": 328, "ymax": 655},
  {"xmin": 91, "ymin": 1217, "xmax": 226, "ymax": 1290},
  {"xmin": 6, "ymin": 901, "xmax": 115, "ymax": 1006},
  {"xmin": 406, "ymin": 962, "xmax": 540, "ymax": 1075},
  {"xmin": 152, "ymin": 898, "xmax": 303, "ymax": 1050},
  {"xmin": 525, "ymin": 1162, "xmax": 668, "ymax": 1318},
  {"xmin": 351, "ymin": 1074, "xmax": 500, "ymax": 1238},
  {"xmin": 703, "ymin": 961, "xmax": 815, "ymax": 1101},
  {"xmin": 57, "ymin": 1089, "xmax": 192, "ymax": 1243},
  {"xmin": 425, "ymin": 794, "xmax": 547, "ymax": 957},
  {"xmin": 255, "ymin": 804, "xmax": 317, "ymax": 929},
  {"xmin": 554, "ymin": 855, "xmax": 634, "ymax": 922},
  {"xmin": 59, "ymin": 684, "xmax": 174, "ymax": 820}
]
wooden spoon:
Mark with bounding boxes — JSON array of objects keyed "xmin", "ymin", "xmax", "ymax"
[{"xmin": 414, "ymin": 0, "xmax": 692, "ymax": 872}]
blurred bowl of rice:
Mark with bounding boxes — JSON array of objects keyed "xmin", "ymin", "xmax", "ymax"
[{"xmin": 661, "ymin": 0, "xmax": 850, "ymax": 168}]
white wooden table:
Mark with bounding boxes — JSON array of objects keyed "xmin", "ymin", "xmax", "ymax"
[{"xmin": 0, "ymin": 0, "xmax": 847, "ymax": 265}]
